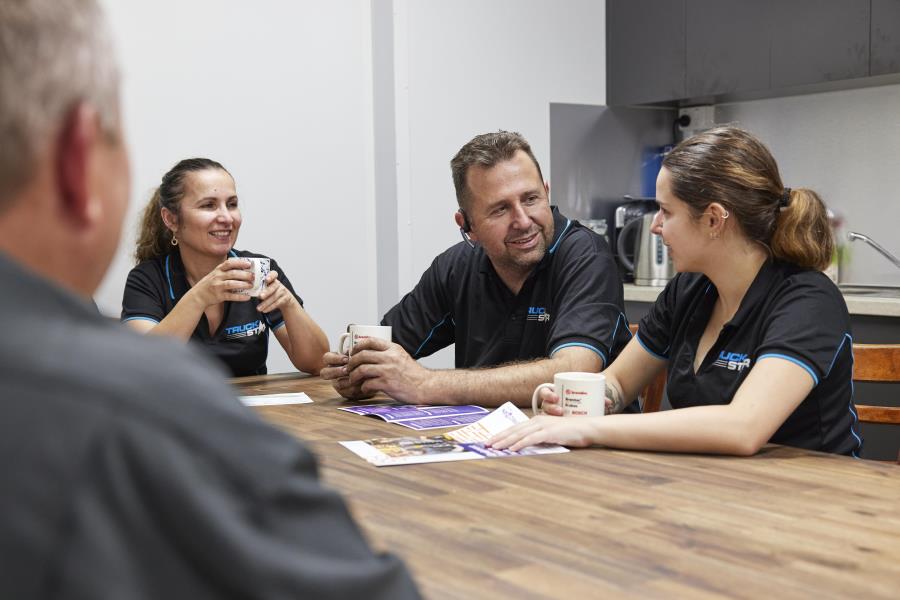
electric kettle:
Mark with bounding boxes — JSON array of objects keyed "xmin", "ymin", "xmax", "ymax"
[{"xmin": 616, "ymin": 212, "xmax": 674, "ymax": 286}]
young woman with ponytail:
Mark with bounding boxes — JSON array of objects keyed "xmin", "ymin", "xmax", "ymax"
[
  {"xmin": 491, "ymin": 127, "xmax": 862, "ymax": 457},
  {"xmin": 121, "ymin": 158, "xmax": 328, "ymax": 376}
]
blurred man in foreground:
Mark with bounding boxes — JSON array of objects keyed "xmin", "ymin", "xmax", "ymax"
[{"xmin": 0, "ymin": 1, "xmax": 419, "ymax": 597}]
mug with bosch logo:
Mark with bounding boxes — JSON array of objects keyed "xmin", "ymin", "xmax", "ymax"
[
  {"xmin": 337, "ymin": 325, "xmax": 393, "ymax": 356},
  {"xmin": 531, "ymin": 372, "xmax": 606, "ymax": 417},
  {"xmin": 236, "ymin": 257, "xmax": 270, "ymax": 297}
]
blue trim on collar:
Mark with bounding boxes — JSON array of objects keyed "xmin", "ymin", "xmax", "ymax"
[
  {"xmin": 164, "ymin": 255, "xmax": 175, "ymax": 300},
  {"xmin": 228, "ymin": 249, "xmax": 238, "ymax": 257},
  {"xmin": 548, "ymin": 219, "xmax": 571, "ymax": 254}
]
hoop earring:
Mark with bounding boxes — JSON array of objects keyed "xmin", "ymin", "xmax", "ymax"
[
  {"xmin": 171, "ymin": 236, "xmax": 178, "ymax": 246},
  {"xmin": 722, "ymin": 210, "xmax": 730, "ymax": 219}
]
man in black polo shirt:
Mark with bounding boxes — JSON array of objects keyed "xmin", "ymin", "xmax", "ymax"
[{"xmin": 322, "ymin": 131, "xmax": 630, "ymax": 407}]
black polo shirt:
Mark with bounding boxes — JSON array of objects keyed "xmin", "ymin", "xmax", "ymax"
[
  {"xmin": 382, "ymin": 206, "xmax": 631, "ymax": 373},
  {"xmin": 636, "ymin": 260, "xmax": 863, "ymax": 456},
  {"xmin": 121, "ymin": 249, "xmax": 302, "ymax": 377}
]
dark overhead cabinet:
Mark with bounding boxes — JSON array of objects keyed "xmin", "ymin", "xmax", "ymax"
[
  {"xmin": 769, "ymin": 0, "xmax": 869, "ymax": 88},
  {"xmin": 872, "ymin": 0, "xmax": 900, "ymax": 76},
  {"xmin": 608, "ymin": 0, "xmax": 897, "ymax": 106},
  {"xmin": 606, "ymin": 0, "xmax": 685, "ymax": 106},
  {"xmin": 685, "ymin": 0, "xmax": 770, "ymax": 98}
]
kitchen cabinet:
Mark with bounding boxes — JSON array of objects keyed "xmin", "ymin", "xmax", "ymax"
[
  {"xmin": 609, "ymin": 0, "xmax": 892, "ymax": 106},
  {"xmin": 685, "ymin": 0, "xmax": 770, "ymax": 98},
  {"xmin": 606, "ymin": 0, "xmax": 685, "ymax": 106},
  {"xmin": 769, "ymin": 0, "xmax": 869, "ymax": 88},
  {"xmin": 872, "ymin": 0, "xmax": 900, "ymax": 76}
]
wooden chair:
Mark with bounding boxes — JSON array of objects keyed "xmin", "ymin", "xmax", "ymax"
[
  {"xmin": 851, "ymin": 343, "xmax": 900, "ymax": 463},
  {"xmin": 628, "ymin": 324, "xmax": 667, "ymax": 413}
]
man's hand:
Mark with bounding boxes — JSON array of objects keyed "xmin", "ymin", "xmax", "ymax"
[
  {"xmin": 345, "ymin": 337, "xmax": 432, "ymax": 404},
  {"xmin": 320, "ymin": 351, "xmax": 374, "ymax": 400}
]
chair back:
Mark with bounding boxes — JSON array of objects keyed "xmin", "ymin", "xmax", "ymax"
[
  {"xmin": 629, "ymin": 324, "xmax": 666, "ymax": 413},
  {"xmin": 851, "ymin": 343, "xmax": 900, "ymax": 425}
]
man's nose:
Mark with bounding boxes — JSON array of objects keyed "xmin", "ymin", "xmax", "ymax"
[{"xmin": 510, "ymin": 203, "xmax": 531, "ymax": 229}]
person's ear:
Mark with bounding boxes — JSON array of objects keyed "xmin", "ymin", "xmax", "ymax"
[
  {"xmin": 453, "ymin": 209, "xmax": 466, "ymax": 231},
  {"xmin": 161, "ymin": 206, "xmax": 178, "ymax": 232},
  {"xmin": 544, "ymin": 180, "xmax": 550, "ymax": 199},
  {"xmin": 56, "ymin": 103, "xmax": 99, "ymax": 227},
  {"xmin": 706, "ymin": 202, "xmax": 730, "ymax": 238}
]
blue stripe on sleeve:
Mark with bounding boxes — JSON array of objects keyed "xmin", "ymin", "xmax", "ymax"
[
  {"xmin": 550, "ymin": 342, "xmax": 607, "ymax": 368},
  {"xmin": 413, "ymin": 313, "xmax": 450, "ymax": 358},
  {"xmin": 757, "ymin": 353, "xmax": 819, "ymax": 386},
  {"xmin": 121, "ymin": 316, "xmax": 160, "ymax": 325},
  {"xmin": 635, "ymin": 332, "xmax": 667, "ymax": 360}
]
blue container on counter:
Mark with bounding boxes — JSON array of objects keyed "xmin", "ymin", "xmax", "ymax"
[{"xmin": 641, "ymin": 144, "xmax": 674, "ymax": 198}]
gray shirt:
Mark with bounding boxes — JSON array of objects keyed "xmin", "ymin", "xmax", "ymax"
[{"xmin": 0, "ymin": 252, "xmax": 420, "ymax": 599}]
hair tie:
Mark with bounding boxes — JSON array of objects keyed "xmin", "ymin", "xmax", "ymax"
[{"xmin": 779, "ymin": 187, "xmax": 792, "ymax": 209}]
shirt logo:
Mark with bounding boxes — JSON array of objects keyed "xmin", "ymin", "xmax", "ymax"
[
  {"xmin": 225, "ymin": 319, "xmax": 266, "ymax": 340},
  {"xmin": 527, "ymin": 306, "xmax": 551, "ymax": 323},
  {"xmin": 713, "ymin": 351, "xmax": 751, "ymax": 372}
]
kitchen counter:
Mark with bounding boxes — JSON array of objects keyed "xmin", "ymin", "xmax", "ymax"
[{"xmin": 623, "ymin": 284, "xmax": 900, "ymax": 317}]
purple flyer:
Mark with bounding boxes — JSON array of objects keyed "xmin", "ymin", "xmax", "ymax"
[{"xmin": 338, "ymin": 404, "xmax": 489, "ymax": 430}]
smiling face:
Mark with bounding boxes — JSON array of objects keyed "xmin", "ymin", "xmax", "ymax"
[
  {"xmin": 165, "ymin": 168, "xmax": 240, "ymax": 260},
  {"xmin": 464, "ymin": 150, "xmax": 554, "ymax": 281},
  {"xmin": 651, "ymin": 167, "xmax": 708, "ymax": 273}
]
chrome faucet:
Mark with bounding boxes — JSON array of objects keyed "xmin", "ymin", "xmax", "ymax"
[{"xmin": 847, "ymin": 231, "xmax": 900, "ymax": 270}]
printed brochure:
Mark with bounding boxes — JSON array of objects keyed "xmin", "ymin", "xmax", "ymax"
[
  {"xmin": 340, "ymin": 402, "xmax": 568, "ymax": 466},
  {"xmin": 338, "ymin": 403, "xmax": 489, "ymax": 431}
]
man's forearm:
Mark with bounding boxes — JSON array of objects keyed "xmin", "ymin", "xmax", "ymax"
[{"xmin": 423, "ymin": 348, "xmax": 602, "ymax": 407}]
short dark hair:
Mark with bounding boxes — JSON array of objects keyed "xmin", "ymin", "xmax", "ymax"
[{"xmin": 450, "ymin": 131, "xmax": 544, "ymax": 210}]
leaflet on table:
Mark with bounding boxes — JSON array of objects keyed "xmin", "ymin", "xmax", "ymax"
[
  {"xmin": 239, "ymin": 392, "xmax": 313, "ymax": 407},
  {"xmin": 338, "ymin": 403, "xmax": 489, "ymax": 431},
  {"xmin": 340, "ymin": 402, "xmax": 568, "ymax": 466}
]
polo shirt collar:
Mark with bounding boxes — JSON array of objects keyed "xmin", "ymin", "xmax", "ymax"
[{"xmin": 724, "ymin": 258, "xmax": 782, "ymax": 328}]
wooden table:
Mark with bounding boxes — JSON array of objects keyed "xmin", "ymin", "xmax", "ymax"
[{"xmin": 234, "ymin": 374, "xmax": 900, "ymax": 599}]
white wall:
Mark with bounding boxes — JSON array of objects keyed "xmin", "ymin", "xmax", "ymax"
[
  {"xmin": 716, "ymin": 84, "xmax": 900, "ymax": 285},
  {"xmin": 96, "ymin": 0, "xmax": 608, "ymax": 373},
  {"xmin": 390, "ymin": 0, "xmax": 607, "ymax": 367},
  {"xmin": 97, "ymin": 0, "xmax": 378, "ymax": 373}
]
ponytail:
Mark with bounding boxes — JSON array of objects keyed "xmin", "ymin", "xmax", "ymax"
[
  {"xmin": 133, "ymin": 189, "xmax": 173, "ymax": 264},
  {"xmin": 770, "ymin": 188, "xmax": 833, "ymax": 271}
]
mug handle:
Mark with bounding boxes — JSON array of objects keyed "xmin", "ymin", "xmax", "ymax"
[
  {"xmin": 531, "ymin": 382, "xmax": 554, "ymax": 416},
  {"xmin": 337, "ymin": 332, "xmax": 351, "ymax": 355}
]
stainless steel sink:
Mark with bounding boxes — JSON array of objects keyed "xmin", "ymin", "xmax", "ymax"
[{"xmin": 838, "ymin": 283, "xmax": 900, "ymax": 298}]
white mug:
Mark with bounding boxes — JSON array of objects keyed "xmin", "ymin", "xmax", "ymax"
[
  {"xmin": 532, "ymin": 372, "xmax": 606, "ymax": 417},
  {"xmin": 337, "ymin": 325, "xmax": 392, "ymax": 355},
  {"xmin": 237, "ymin": 257, "xmax": 270, "ymax": 297}
]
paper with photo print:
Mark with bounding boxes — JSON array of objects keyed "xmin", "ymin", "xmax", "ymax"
[{"xmin": 340, "ymin": 402, "xmax": 568, "ymax": 467}]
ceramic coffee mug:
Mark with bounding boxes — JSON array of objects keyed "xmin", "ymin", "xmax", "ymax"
[
  {"xmin": 532, "ymin": 372, "xmax": 606, "ymax": 417},
  {"xmin": 337, "ymin": 325, "xmax": 393, "ymax": 355},
  {"xmin": 237, "ymin": 257, "xmax": 270, "ymax": 297}
]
